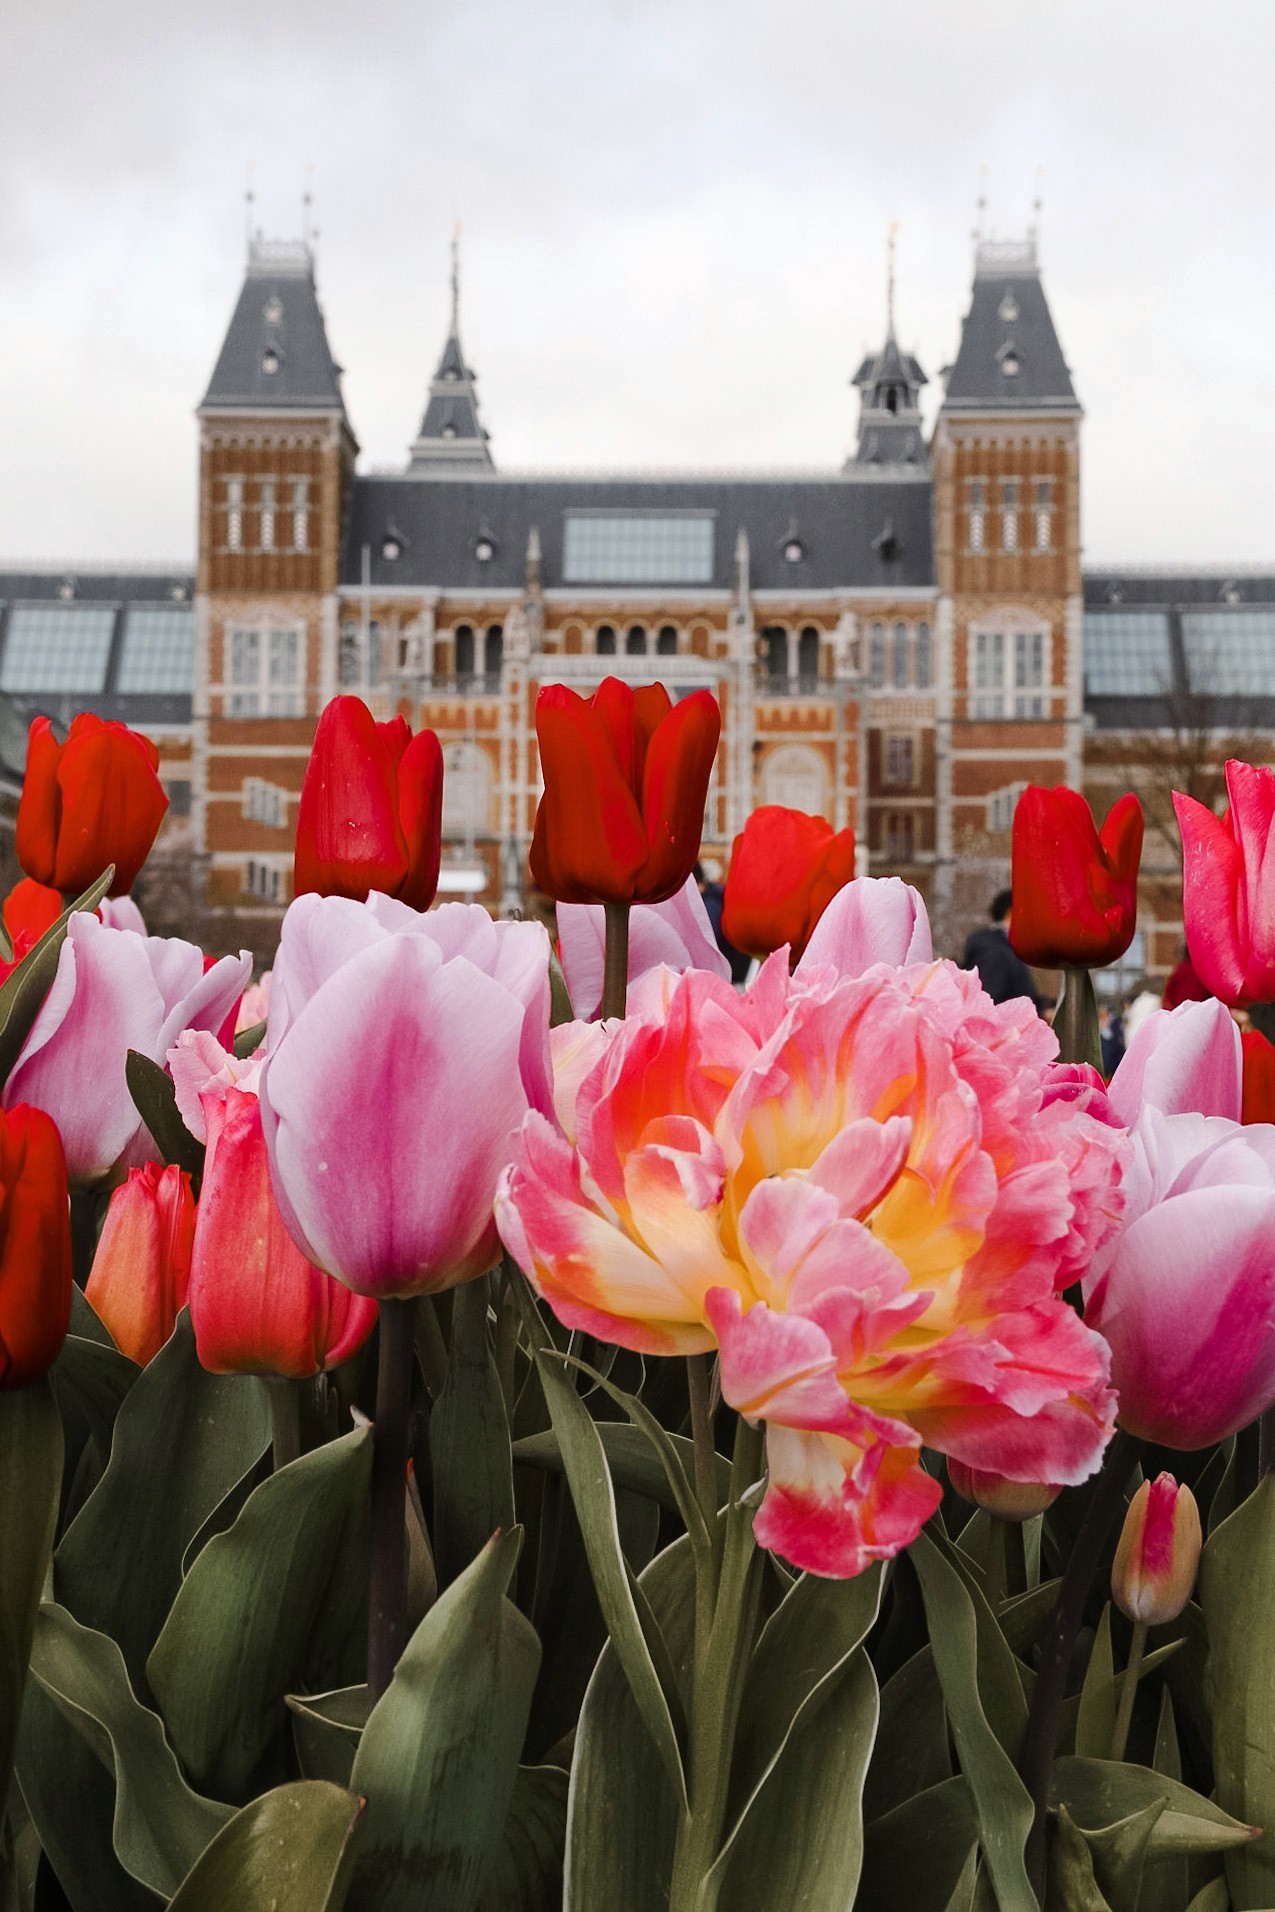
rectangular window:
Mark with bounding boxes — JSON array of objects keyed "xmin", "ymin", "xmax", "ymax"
[
  {"xmin": 868, "ymin": 622, "xmax": 886, "ymax": 690},
  {"xmin": 0, "ymin": 605, "xmax": 115, "ymax": 693},
  {"xmin": 562, "ymin": 513, "xmax": 714, "ymax": 584},
  {"xmin": 260, "ymin": 481, "xmax": 275, "ymax": 552},
  {"xmin": 225, "ymin": 478, "xmax": 244, "ymax": 552},
  {"xmin": 968, "ymin": 481, "xmax": 985, "ymax": 552},
  {"xmin": 987, "ymin": 782, "xmax": 1026, "ymax": 833},
  {"xmin": 885, "ymin": 812, "xmax": 915, "ymax": 862},
  {"xmin": 971, "ymin": 628, "xmax": 1048, "ymax": 719},
  {"xmin": 1002, "ymin": 480, "xmax": 1019, "ymax": 552},
  {"xmin": 242, "ymin": 778, "xmax": 288, "ymax": 828},
  {"xmin": 1083, "ymin": 610, "xmax": 1173, "ymax": 696},
  {"xmin": 1013, "ymin": 630, "xmax": 1045, "ymax": 716},
  {"xmin": 884, "ymin": 734, "xmax": 914, "ymax": 787},
  {"xmin": 117, "ymin": 606, "xmax": 195, "ymax": 693},
  {"xmin": 226, "ymin": 625, "xmax": 303, "ymax": 717},
  {"xmin": 1181, "ymin": 609, "xmax": 1275, "ymax": 696},
  {"xmin": 243, "ymin": 859, "xmax": 282, "ymax": 903},
  {"xmin": 291, "ymin": 480, "xmax": 309, "ymax": 553},
  {"xmin": 972, "ymin": 630, "xmax": 1005, "ymax": 718},
  {"xmin": 1035, "ymin": 480, "xmax": 1052, "ymax": 551}
]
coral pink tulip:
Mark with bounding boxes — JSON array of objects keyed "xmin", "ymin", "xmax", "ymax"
[
  {"xmin": 1084, "ymin": 998, "xmax": 1275, "ymax": 1446},
  {"xmin": 3, "ymin": 914, "xmax": 250, "ymax": 1186},
  {"xmin": 85, "ymin": 1163, "xmax": 196, "ymax": 1366},
  {"xmin": 498, "ymin": 956, "xmax": 1123, "ymax": 1577},
  {"xmin": 1174, "ymin": 759, "xmax": 1275, "ymax": 1005},
  {"xmin": 1112, "ymin": 1474, "xmax": 1201, "ymax": 1625},
  {"xmin": 189, "ymin": 1082, "xmax": 376, "ymax": 1378},
  {"xmin": 795, "ymin": 876, "xmax": 932, "ymax": 979},
  {"xmin": 260, "ymin": 893, "xmax": 552, "ymax": 1298},
  {"xmin": 557, "ymin": 875, "xmax": 729, "ymax": 1019}
]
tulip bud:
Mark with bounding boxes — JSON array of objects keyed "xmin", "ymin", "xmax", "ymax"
[
  {"xmin": 16, "ymin": 713, "xmax": 168, "ymax": 898},
  {"xmin": 721, "ymin": 807, "xmax": 857, "ymax": 963},
  {"xmin": 1009, "ymin": 785, "xmax": 1143, "ymax": 970},
  {"xmin": 1112, "ymin": 1473, "xmax": 1201, "ymax": 1625},
  {"xmin": 294, "ymin": 696, "xmax": 443, "ymax": 911},
  {"xmin": 947, "ymin": 1459, "xmax": 1060, "ymax": 1523},
  {"xmin": 0, "ymin": 1105, "xmax": 73, "ymax": 1389},
  {"xmin": 85, "ymin": 1163, "xmax": 196, "ymax": 1366}
]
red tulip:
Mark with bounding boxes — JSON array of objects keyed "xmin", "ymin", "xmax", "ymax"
[
  {"xmin": 1242, "ymin": 1028, "xmax": 1275, "ymax": 1125},
  {"xmin": 1009, "ymin": 786, "xmax": 1143, "ymax": 968},
  {"xmin": 16, "ymin": 714, "xmax": 168, "ymax": 898},
  {"xmin": 190, "ymin": 1085, "xmax": 377, "ymax": 1377},
  {"xmin": 529, "ymin": 678, "xmax": 720, "ymax": 905},
  {"xmin": 294, "ymin": 697, "xmax": 443, "ymax": 910},
  {"xmin": 1174, "ymin": 760, "xmax": 1275, "ymax": 1006},
  {"xmin": 0, "ymin": 879, "xmax": 63, "ymax": 985},
  {"xmin": 721, "ymin": 807, "xmax": 857, "ymax": 962},
  {"xmin": 0, "ymin": 1106, "xmax": 72, "ymax": 1389},
  {"xmin": 84, "ymin": 1163, "xmax": 196, "ymax": 1366}
]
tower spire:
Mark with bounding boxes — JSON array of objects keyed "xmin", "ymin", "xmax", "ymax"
[
  {"xmin": 886, "ymin": 221, "xmax": 897, "ymax": 338},
  {"xmin": 450, "ymin": 221, "xmax": 461, "ymax": 333},
  {"xmin": 407, "ymin": 230, "xmax": 495, "ymax": 473}
]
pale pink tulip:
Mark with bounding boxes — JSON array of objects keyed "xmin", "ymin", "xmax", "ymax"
[
  {"xmin": 556, "ymin": 876, "xmax": 729, "ymax": 1019},
  {"xmin": 795, "ymin": 876, "xmax": 932, "ymax": 979},
  {"xmin": 499, "ymin": 953, "xmax": 1122, "ymax": 1577},
  {"xmin": 99, "ymin": 896, "xmax": 147, "ymax": 935},
  {"xmin": 1107, "ymin": 998, "xmax": 1241, "ymax": 1126},
  {"xmin": 259, "ymin": 893, "xmax": 552, "ymax": 1297},
  {"xmin": 1174, "ymin": 759, "xmax": 1275, "ymax": 1004},
  {"xmin": 169, "ymin": 1028, "xmax": 262, "ymax": 1144},
  {"xmin": 4, "ymin": 914, "xmax": 250, "ymax": 1185}
]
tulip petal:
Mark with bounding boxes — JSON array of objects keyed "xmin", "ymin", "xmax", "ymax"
[
  {"xmin": 1173, "ymin": 787, "xmax": 1247, "ymax": 1002},
  {"xmin": 529, "ymin": 685, "xmax": 648, "ymax": 904},
  {"xmin": 754, "ymin": 1424, "xmax": 941, "ymax": 1577},
  {"xmin": 14, "ymin": 720, "xmax": 62, "ymax": 891},
  {"xmin": 637, "ymin": 689, "xmax": 721, "ymax": 903},
  {"xmin": 395, "ymin": 726, "xmax": 444, "ymax": 909},
  {"xmin": 797, "ymin": 876, "xmax": 932, "ymax": 978},
  {"xmin": 294, "ymin": 697, "xmax": 411, "ymax": 902},
  {"xmin": 1108, "ymin": 999, "xmax": 1242, "ymax": 1125}
]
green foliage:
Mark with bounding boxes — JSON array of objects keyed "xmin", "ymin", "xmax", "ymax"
[
  {"xmin": 125, "ymin": 1050, "xmax": 206, "ymax": 1186},
  {"xmin": 0, "ymin": 1382, "xmax": 62, "ymax": 1804},
  {"xmin": 431, "ymin": 1280, "xmax": 515, "ymax": 1586},
  {"xmin": 1200, "ymin": 1473, "xmax": 1275, "ymax": 1908},
  {"xmin": 166, "ymin": 1782, "xmax": 364, "ymax": 1911}
]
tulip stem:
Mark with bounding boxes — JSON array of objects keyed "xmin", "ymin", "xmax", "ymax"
[
  {"xmin": 266, "ymin": 1377, "xmax": 302, "ymax": 1472},
  {"xmin": 686, "ymin": 1354, "xmax": 720, "ymax": 1535},
  {"xmin": 601, "ymin": 903, "xmax": 631, "ymax": 1020},
  {"xmin": 1109, "ymin": 1619, "xmax": 1148, "ymax": 1762},
  {"xmin": 1019, "ymin": 1428, "xmax": 1143, "ymax": 1901},
  {"xmin": 368, "ymin": 1296, "xmax": 419, "ymax": 1699},
  {"xmin": 1057, "ymin": 966, "xmax": 1103, "ymax": 1074},
  {"xmin": 1260, "ymin": 1408, "xmax": 1275, "ymax": 1478}
]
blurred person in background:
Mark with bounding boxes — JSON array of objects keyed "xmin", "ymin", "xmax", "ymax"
[{"xmin": 961, "ymin": 888, "xmax": 1045, "ymax": 1012}]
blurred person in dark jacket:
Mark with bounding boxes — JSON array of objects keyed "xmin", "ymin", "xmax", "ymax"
[{"xmin": 961, "ymin": 889, "xmax": 1045, "ymax": 1012}]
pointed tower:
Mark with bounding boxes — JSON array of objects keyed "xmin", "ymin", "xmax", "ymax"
[
  {"xmin": 931, "ymin": 233, "xmax": 1083, "ymax": 941},
  {"xmin": 195, "ymin": 235, "xmax": 357, "ymax": 941},
  {"xmin": 407, "ymin": 237, "xmax": 495, "ymax": 474},
  {"xmin": 849, "ymin": 234, "xmax": 928, "ymax": 468}
]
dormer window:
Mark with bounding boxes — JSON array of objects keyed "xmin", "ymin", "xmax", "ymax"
[
  {"xmin": 381, "ymin": 535, "xmax": 402, "ymax": 562},
  {"xmin": 473, "ymin": 533, "xmax": 496, "ymax": 564},
  {"xmin": 261, "ymin": 347, "xmax": 281, "ymax": 376},
  {"xmin": 58, "ymin": 578, "xmax": 75, "ymax": 601},
  {"xmin": 998, "ymin": 341, "xmax": 1021, "ymax": 378},
  {"xmin": 1221, "ymin": 580, "xmax": 1243, "ymax": 605},
  {"xmin": 263, "ymin": 296, "xmax": 283, "ymax": 324},
  {"xmin": 998, "ymin": 291, "xmax": 1020, "ymax": 323},
  {"xmin": 783, "ymin": 538, "xmax": 805, "ymax": 564},
  {"xmin": 441, "ymin": 422, "xmax": 457, "ymax": 439}
]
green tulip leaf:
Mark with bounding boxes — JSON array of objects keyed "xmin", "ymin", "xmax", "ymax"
[
  {"xmin": 863, "ymin": 1645, "xmax": 953, "ymax": 1822},
  {"xmin": 56, "ymin": 1311, "xmax": 272, "ymax": 1693},
  {"xmin": 477, "ymin": 1765, "xmax": 569, "ymax": 1912},
  {"xmin": 714, "ymin": 1648, "xmax": 880, "ymax": 1912},
  {"xmin": 16, "ymin": 1601, "xmax": 232, "ymax": 1900},
  {"xmin": 1048, "ymin": 1803, "xmax": 1117, "ymax": 1911},
  {"xmin": 860, "ymin": 1776, "xmax": 979, "ymax": 1912},
  {"xmin": 1182, "ymin": 1882, "xmax": 1232, "ymax": 1912},
  {"xmin": 547, "ymin": 947, "xmax": 575, "ymax": 1027},
  {"xmin": 347, "ymin": 1529, "xmax": 540, "ymax": 1912},
  {"xmin": 48, "ymin": 1330, "xmax": 138, "ymax": 1473},
  {"xmin": 431, "ymin": 1280, "xmax": 515, "ymax": 1587},
  {"xmin": 513, "ymin": 1420, "xmax": 728, "ymax": 1520},
  {"xmin": 287, "ymin": 1685, "xmax": 374, "ymax": 1789},
  {"xmin": 1052, "ymin": 1757, "xmax": 1259, "ymax": 1855},
  {"xmin": 0, "ymin": 865, "xmax": 114, "ymax": 1089},
  {"xmin": 1200, "ymin": 1473, "xmax": 1275, "ymax": 1906},
  {"xmin": 566, "ymin": 1533, "xmax": 694, "ymax": 1912},
  {"xmin": 148, "ymin": 1427, "xmax": 372, "ymax": 1800},
  {"xmin": 233, "ymin": 1019, "xmax": 267, "ymax": 1059},
  {"xmin": 1076, "ymin": 1601, "xmax": 1118, "ymax": 1759},
  {"xmin": 909, "ymin": 1528, "xmax": 1036, "ymax": 1912},
  {"xmin": 515, "ymin": 1283, "xmax": 686, "ymax": 1803},
  {"xmin": 938, "ymin": 1848, "xmax": 982, "ymax": 1912},
  {"xmin": 926, "ymin": 1527, "xmax": 1030, "ymax": 1757},
  {"xmin": 0, "ymin": 1380, "xmax": 62, "ymax": 1804},
  {"xmin": 166, "ymin": 1781, "xmax": 364, "ymax": 1912},
  {"xmin": 125, "ymin": 1049, "xmax": 206, "ymax": 1186}
]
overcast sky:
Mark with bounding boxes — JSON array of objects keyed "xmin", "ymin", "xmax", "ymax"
[{"xmin": 2, "ymin": 0, "xmax": 1272, "ymax": 567}]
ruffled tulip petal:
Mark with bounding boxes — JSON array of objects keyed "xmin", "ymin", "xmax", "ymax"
[
  {"xmin": 797, "ymin": 876, "xmax": 932, "ymax": 979},
  {"xmin": 755, "ymin": 1425, "xmax": 942, "ymax": 1577}
]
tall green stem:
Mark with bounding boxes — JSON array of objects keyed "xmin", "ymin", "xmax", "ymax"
[
  {"xmin": 601, "ymin": 902, "xmax": 631, "ymax": 1021},
  {"xmin": 367, "ymin": 1296, "xmax": 419, "ymax": 1698},
  {"xmin": 1056, "ymin": 965, "xmax": 1103, "ymax": 1073},
  {"xmin": 266, "ymin": 1376, "xmax": 302, "ymax": 1472},
  {"xmin": 1018, "ymin": 1428, "xmax": 1142, "ymax": 1899},
  {"xmin": 667, "ymin": 1416, "xmax": 766, "ymax": 1912},
  {"xmin": 686, "ymin": 1354, "xmax": 720, "ymax": 1536}
]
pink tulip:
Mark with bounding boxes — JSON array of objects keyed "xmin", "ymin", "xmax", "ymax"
[
  {"xmin": 556, "ymin": 875, "xmax": 729, "ymax": 1019},
  {"xmin": 1174, "ymin": 759, "xmax": 1275, "ymax": 1005},
  {"xmin": 499, "ymin": 953, "xmax": 1122, "ymax": 1578},
  {"xmin": 99, "ymin": 896, "xmax": 147, "ymax": 935},
  {"xmin": 1112, "ymin": 1474, "xmax": 1201, "ymax": 1625},
  {"xmin": 4, "ymin": 914, "xmax": 250, "ymax": 1185},
  {"xmin": 189, "ymin": 1081, "xmax": 376, "ymax": 1378},
  {"xmin": 259, "ymin": 893, "xmax": 552, "ymax": 1298},
  {"xmin": 1084, "ymin": 1010, "xmax": 1275, "ymax": 1444},
  {"xmin": 795, "ymin": 876, "xmax": 932, "ymax": 979}
]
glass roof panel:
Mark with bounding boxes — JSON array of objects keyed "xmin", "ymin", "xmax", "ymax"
[
  {"xmin": 562, "ymin": 513, "xmax": 714, "ymax": 585},
  {"xmin": 0, "ymin": 605, "xmax": 115, "ymax": 693}
]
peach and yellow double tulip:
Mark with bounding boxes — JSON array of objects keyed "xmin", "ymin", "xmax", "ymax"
[{"xmin": 498, "ymin": 951, "xmax": 1125, "ymax": 1577}]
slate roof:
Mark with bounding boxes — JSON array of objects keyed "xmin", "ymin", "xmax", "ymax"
[
  {"xmin": 942, "ymin": 240, "xmax": 1079, "ymax": 413},
  {"xmin": 0, "ymin": 571, "xmax": 195, "ymax": 728},
  {"xmin": 341, "ymin": 473, "xmax": 937, "ymax": 594},
  {"xmin": 201, "ymin": 241, "xmax": 347, "ymax": 416}
]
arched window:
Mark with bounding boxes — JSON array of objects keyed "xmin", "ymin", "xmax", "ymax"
[
  {"xmin": 892, "ymin": 622, "xmax": 910, "ymax": 690},
  {"xmin": 761, "ymin": 744, "xmax": 830, "ymax": 817},
  {"xmin": 484, "ymin": 624, "xmax": 503, "ymax": 684},
  {"xmin": 441, "ymin": 741, "xmax": 493, "ymax": 840},
  {"xmin": 869, "ymin": 623, "xmax": 886, "ymax": 690},
  {"xmin": 625, "ymin": 625, "xmax": 647, "ymax": 656},
  {"xmin": 596, "ymin": 624, "xmax": 616, "ymax": 655},
  {"xmin": 915, "ymin": 621, "xmax": 932, "ymax": 690},
  {"xmin": 798, "ymin": 626, "xmax": 820, "ymax": 686},
  {"xmin": 454, "ymin": 624, "xmax": 475, "ymax": 683},
  {"xmin": 761, "ymin": 626, "xmax": 787, "ymax": 684},
  {"xmin": 656, "ymin": 624, "xmax": 678, "ymax": 656}
]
